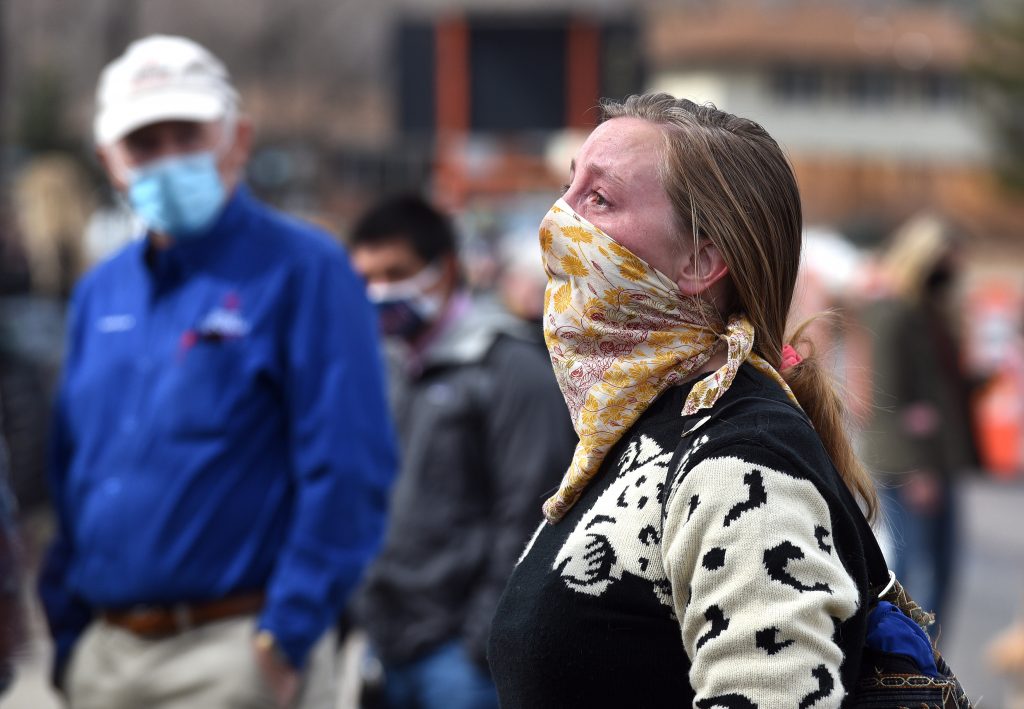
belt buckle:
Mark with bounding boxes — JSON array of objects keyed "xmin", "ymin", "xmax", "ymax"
[{"xmin": 172, "ymin": 603, "xmax": 194, "ymax": 632}]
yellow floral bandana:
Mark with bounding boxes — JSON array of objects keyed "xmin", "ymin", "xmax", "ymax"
[{"xmin": 540, "ymin": 198, "xmax": 797, "ymax": 523}]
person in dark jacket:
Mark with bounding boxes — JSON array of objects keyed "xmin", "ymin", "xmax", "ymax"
[
  {"xmin": 860, "ymin": 213, "xmax": 978, "ymax": 630},
  {"xmin": 0, "ymin": 406, "xmax": 26, "ymax": 697},
  {"xmin": 349, "ymin": 195, "xmax": 576, "ymax": 709}
]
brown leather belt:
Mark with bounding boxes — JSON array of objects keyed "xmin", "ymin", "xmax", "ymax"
[{"xmin": 102, "ymin": 591, "xmax": 265, "ymax": 637}]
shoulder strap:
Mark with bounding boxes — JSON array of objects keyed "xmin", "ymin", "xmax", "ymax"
[{"xmin": 859, "ymin": 515, "xmax": 893, "ymax": 595}]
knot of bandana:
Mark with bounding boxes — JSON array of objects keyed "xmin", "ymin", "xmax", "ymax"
[{"xmin": 539, "ymin": 199, "xmax": 798, "ymax": 523}]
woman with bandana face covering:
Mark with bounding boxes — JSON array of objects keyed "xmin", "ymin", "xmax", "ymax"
[{"xmin": 487, "ymin": 94, "xmax": 917, "ymax": 708}]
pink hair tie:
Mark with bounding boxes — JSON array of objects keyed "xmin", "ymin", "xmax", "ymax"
[{"xmin": 780, "ymin": 344, "xmax": 803, "ymax": 371}]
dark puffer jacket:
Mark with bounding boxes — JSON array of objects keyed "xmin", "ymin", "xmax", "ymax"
[{"xmin": 357, "ymin": 296, "xmax": 576, "ymax": 668}]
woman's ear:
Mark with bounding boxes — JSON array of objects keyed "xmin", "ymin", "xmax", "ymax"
[{"xmin": 674, "ymin": 237, "xmax": 729, "ymax": 296}]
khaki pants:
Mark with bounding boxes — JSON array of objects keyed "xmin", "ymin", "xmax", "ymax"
[{"xmin": 67, "ymin": 615, "xmax": 336, "ymax": 709}]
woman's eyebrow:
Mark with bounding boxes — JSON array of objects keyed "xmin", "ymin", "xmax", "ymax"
[
  {"xmin": 568, "ymin": 159, "xmax": 625, "ymax": 190},
  {"xmin": 588, "ymin": 162, "xmax": 625, "ymax": 190}
]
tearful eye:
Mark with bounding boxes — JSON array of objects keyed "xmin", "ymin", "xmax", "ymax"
[{"xmin": 592, "ymin": 191, "xmax": 608, "ymax": 206}]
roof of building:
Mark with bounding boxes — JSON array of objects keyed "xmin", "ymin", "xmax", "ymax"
[{"xmin": 647, "ymin": 1, "xmax": 974, "ymax": 71}]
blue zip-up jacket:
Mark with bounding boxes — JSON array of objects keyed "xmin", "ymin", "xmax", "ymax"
[{"xmin": 38, "ymin": 186, "xmax": 397, "ymax": 674}]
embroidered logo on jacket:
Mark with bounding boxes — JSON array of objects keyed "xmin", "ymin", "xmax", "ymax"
[
  {"xmin": 179, "ymin": 290, "xmax": 250, "ymax": 357},
  {"xmin": 196, "ymin": 307, "xmax": 250, "ymax": 339},
  {"xmin": 96, "ymin": 314, "xmax": 136, "ymax": 333}
]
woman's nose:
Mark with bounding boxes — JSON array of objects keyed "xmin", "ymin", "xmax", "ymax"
[{"xmin": 562, "ymin": 182, "xmax": 584, "ymax": 215}]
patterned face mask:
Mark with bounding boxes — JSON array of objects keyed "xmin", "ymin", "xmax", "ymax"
[{"xmin": 539, "ymin": 198, "xmax": 796, "ymax": 523}]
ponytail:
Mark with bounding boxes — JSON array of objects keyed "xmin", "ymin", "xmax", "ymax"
[{"xmin": 781, "ymin": 317, "xmax": 879, "ymax": 522}]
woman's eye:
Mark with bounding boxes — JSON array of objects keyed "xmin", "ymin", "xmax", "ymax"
[
  {"xmin": 560, "ymin": 183, "xmax": 571, "ymax": 196},
  {"xmin": 592, "ymin": 191, "xmax": 608, "ymax": 206}
]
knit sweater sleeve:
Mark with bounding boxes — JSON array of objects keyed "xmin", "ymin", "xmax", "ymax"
[{"xmin": 660, "ymin": 450, "xmax": 861, "ymax": 708}]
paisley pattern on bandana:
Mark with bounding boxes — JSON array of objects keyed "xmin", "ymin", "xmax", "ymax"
[{"xmin": 540, "ymin": 199, "xmax": 797, "ymax": 523}]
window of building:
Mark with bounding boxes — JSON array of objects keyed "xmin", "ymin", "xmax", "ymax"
[
  {"xmin": 848, "ymin": 68, "xmax": 895, "ymax": 104},
  {"xmin": 773, "ymin": 65, "xmax": 824, "ymax": 102}
]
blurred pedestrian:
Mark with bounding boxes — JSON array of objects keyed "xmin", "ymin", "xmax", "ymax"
[
  {"xmin": 859, "ymin": 213, "xmax": 978, "ymax": 630},
  {"xmin": 988, "ymin": 611, "xmax": 1024, "ymax": 709},
  {"xmin": 496, "ymin": 227, "xmax": 547, "ymax": 328},
  {"xmin": 488, "ymin": 94, "xmax": 887, "ymax": 707},
  {"xmin": 38, "ymin": 35, "xmax": 397, "ymax": 709},
  {"xmin": 11, "ymin": 154, "xmax": 91, "ymax": 298},
  {"xmin": 0, "ymin": 407, "xmax": 26, "ymax": 698},
  {"xmin": 349, "ymin": 195, "xmax": 575, "ymax": 709}
]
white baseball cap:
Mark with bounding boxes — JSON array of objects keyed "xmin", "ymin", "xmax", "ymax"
[{"xmin": 94, "ymin": 35, "xmax": 238, "ymax": 146}]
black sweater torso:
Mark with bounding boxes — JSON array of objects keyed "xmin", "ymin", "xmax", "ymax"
[{"xmin": 489, "ymin": 365, "xmax": 884, "ymax": 709}]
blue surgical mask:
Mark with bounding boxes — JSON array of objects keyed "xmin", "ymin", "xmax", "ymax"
[
  {"xmin": 366, "ymin": 264, "xmax": 446, "ymax": 339},
  {"xmin": 127, "ymin": 151, "xmax": 226, "ymax": 239}
]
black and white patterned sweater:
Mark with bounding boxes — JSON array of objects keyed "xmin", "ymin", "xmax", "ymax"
[{"xmin": 489, "ymin": 364, "xmax": 884, "ymax": 708}]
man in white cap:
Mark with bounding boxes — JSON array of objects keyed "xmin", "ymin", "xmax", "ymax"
[{"xmin": 38, "ymin": 35, "xmax": 398, "ymax": 708}]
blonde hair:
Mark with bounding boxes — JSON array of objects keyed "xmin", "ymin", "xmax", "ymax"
[
  {"xmin": 880, "ymin": 212, "xmax": 956, "ymax": 303},
  {"xmin": 602, "ymin": 93, "xmax": 878, "ymax": 520}
]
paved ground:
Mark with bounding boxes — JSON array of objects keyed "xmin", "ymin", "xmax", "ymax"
[
  {"xmin": 4, "ymin": 477, "xmax": 1022, "ymax": 708},
  {"xmin": 2, "ymin": 593, "xmax": 59, "ymax": 709},
  {"xmin": 940, "ymin": 477, "xmax": 1024, "ymax": 708}
]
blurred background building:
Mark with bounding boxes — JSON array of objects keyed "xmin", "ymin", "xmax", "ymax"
[
  {"xmin": 6, "ymin": 0, "xmax": 1019, "ymax": 481},
  {"xmin": 1, "ymin": 0, "xmax": 1022, "ymax": 706}
]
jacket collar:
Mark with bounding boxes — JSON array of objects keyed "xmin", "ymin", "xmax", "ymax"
[
  {"xmin": 139, "ymin": 184, "xmax": 256, "ymax": 281},
  {"xmin": 413, "ymin": 293, "xmax": 536, "ymax": 374}
]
